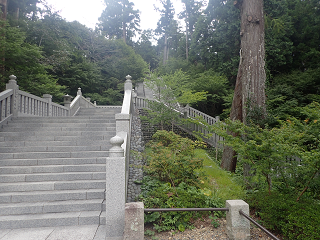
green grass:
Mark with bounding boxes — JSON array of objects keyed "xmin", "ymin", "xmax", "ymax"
[{"xmin": 195, "ymin": 148, "xmax": 245, "ymax": 201}]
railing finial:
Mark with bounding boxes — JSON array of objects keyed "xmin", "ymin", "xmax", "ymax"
[
  {"xmin": 125, "ymin": 75, "xmax": 132, "ymax": 91},
  {"xmin": 6, "ymin": 75, "xmax": 19, "ymax": 90},
  {"xmin": 9, "ymin": 75, "xmax": 17, "ymax": 81},
  {"xmin": 77, "ymin": 88, "xmax": 82, "ymax": 96},
  {"xmin": 109, "ymin": 135, "xmax": 124, "ymax": 157}
]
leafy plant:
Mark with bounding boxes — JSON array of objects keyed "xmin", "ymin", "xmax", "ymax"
[
  {"xmin": 140, "ymin": 179, "xmax": 224, "ymax": 232},
  {"xmin": 247, "ymin": 191, "xmax": 320, "ymax": 240},
  {"xmin": 211, "ymin": 102, "xmax": 320, "ymax": 201},
  {"xmin": 144, "ymin": 130, "xmax": 204, "ymax": 187}
]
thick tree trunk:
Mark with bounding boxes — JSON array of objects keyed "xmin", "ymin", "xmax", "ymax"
[
  {"xmin": 185, "ymin": 22, "xmax": 189, "ymax": 61},
  {"xmin": 122, "ymin": 21, "xmax": 126, "ymax": 44},
  {"xmin": 0, "ymin": 0, "xmax": 7, "ymax": 20},
  {"xmin": 163, "ymin": 33, "xmax": 168, "ymax": 65},
  {"xmin": 221, "ymin": 0, "xmax": 266, "ymax": 172}
]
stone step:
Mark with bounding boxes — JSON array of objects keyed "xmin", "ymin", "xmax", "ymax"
[
  {"xmin": 0, "ymin": 164, "xmax": 106, "ymax": 174},
  {"xmin": 0, "ymin": 157, "xmax": 105, "ymax": 167},
  {"xmin": 0, "ymin": 210, "xmax": 104, "ymax": 229},
  {"xmin": 0, "ymin": 128, "xmax": 116, "ymax": 135},
  {"xmin": 12, "ymin": 113, "xmax": 115, "ymax": 123},
  {"xmin": 0, "ymin": 151, "xmax": 109, "ymax": 160},
  {"xmin": 1, "ymin": 134, "xmax": 115, "ymax": 142},
  {"xmin": 1, "ymin": 126, "xmax": 115, "ymax": 132},
  {"xmin": 0, "ymin": 189, "xmax": 104, "ymax": 204},
  {"xmin": 0, "ymin": 172, "xmax": 105, "ymax": 183},
  {"xmin": 0, "ymin": 199, "xmax": 104, "ymax": 216},
  {"xmin": 0, "ymin": 145, "xmax": 111, "ymax": 153},
  {"xmin": 6, "ymin": 122, "xmax": 116, "ymax": 128},
  {"xmin": 0, "ymin": 180, "xmax": 105, "ymax": 193},
  {"xmin": 0, "ymin": 140, "xmax": 111, "ymax": 147},
  {"xmin": 78, "ymin": 107, "xmax": 120, "ymax": 112}
]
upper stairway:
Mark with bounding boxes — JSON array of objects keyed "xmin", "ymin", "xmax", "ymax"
[{"xmin": 0, "ymin": 107, "xmax": 120, "ymax": 229}]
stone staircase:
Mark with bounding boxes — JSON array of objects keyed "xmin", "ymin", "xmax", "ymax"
[{"xmin": 0, "ymin": 107, "xmax": 120, "ymax": 229}]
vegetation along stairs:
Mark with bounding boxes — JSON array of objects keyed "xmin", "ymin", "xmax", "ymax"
[{"xmin": 0, "ymin": 107, "xmax": 120, "ymax": 229}]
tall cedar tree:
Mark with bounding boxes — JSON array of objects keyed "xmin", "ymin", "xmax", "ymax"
[
  {"xmin": 221, "ymin": 0, "xmax": 266, "ymax": 172},
  {"xmin": 99, "ymin": 0, "xmax": 140, "ymax": 44},
  {"xmin": 179, "ymin": 0, "xmax": 202, "ymax": 61},
  {"xmin": 155, "ymin": 0, "xmax": 175, "ymax": 65}
]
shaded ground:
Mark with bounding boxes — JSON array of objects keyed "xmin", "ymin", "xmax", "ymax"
[{"xmin": 145, "ymin": 215, "xmax": 282, "ymax": 240}]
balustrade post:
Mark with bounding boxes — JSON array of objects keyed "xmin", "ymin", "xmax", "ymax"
[
  {"xmin": 43, "ymin": 94, "xmax": 52, "ymax": 116},
  {"xmin": 226, "ymin": 200, "xmax": 250, "ymax": 240},
  {"xmin": 6, "ymin": 75, "xmax": 19, "ymax": 117},
  {"xmin": 106, "ymin": 135, "xmax": 126, "ymax": 239},
  {"xmin": 124, "ymin": 75, "xmax": 132, "ymax": 91},
  {"xmin": 63, "ymin": 94, "xmax": 72, "ymax": 108},
  {"xmin": 77, "ymin": 87, "xmax": 82, "ymax": 96}
]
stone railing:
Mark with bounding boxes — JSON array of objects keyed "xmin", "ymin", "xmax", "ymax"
[
  {"xmin": 68, "ymin": 87, "xmax": 96, "ymax": 116},
  {"xmin": 105, "ymin": 75, "xmax": 133, "ymax": 239},
  {"xmin": 134, "ymin": 95, "xmax": 223, "ymax": 148},
  {"xmin": 0, "ymin": 75, "xmax": 70, "ymax": 126},
  {"xmin": 0, "ymin": 75, "xmax": 108, "ymax": 128}
]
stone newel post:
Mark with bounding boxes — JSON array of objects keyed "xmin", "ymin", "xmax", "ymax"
[
  {"xmin": 42, "ymin": 94, "xmax": 52, "ymax": 117},
  {"xmin": 226, "ymin": 200, "xmax": 250, "ymax": 240},
  {"xmin": 124, "ymin": 75, "xmax": 132, "ymax": 91},
  {"xmin": 6, "ymin": 75, "xmax": 19, "ymax": 117},
  {"xmin": 105, "ymin": 135, "xmax": 126, "ymax": 239},
  {"xmin": 63, "ymin": 94, "xmax": 72, "ymax": 108}
]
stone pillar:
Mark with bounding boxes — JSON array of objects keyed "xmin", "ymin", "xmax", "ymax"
[
  {"xmin": 42, "ymin": 94, "xmax": 52, "ymax": 117},
  {"xmin": 226, "ymin": 200, "xmax": 250, "ymax": 240},
  {"xmin": 77, "ymin": 87, "xmax": 82, "ymax": 96},
  {"xmin": 106, "ymin": 135, "xmax": 126, "ymax": 240},
  {"xmin": 63, "ymin": 94, "xmax": 72, "ymax": 108},
  {"xmin": 6, "ymin": 75, "xmax": 19, "ymax": 117},
  {"xmin": 123, "ymin": 202, "xmax": 144, "ymax": 240},
  {"xmin": 124, "ymin": 75, "xmax": 132, "ymax": 91}
]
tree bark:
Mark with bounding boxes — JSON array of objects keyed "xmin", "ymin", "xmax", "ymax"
[
  {"xmin": 0, "ymin": 0, "xmax": 7, "ymax": 20},
  {"xmin": 122, "ymin": 21, "xmax": 126, "ymax": 44},
  {"xmin": 163, "ymin": 33, "xmax": 168, "ymax": 65},
  {"xmin": 221, "ymin": 0, "xmax": 266, "ymax": 172}
]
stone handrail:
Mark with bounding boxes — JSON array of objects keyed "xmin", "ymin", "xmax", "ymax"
[
  {"xmin": 0, "ymin": 75, "xmax": 71, "ymax": 127},
  {"xmin": 0, "ymin": 88, "xmax": 14, "ymax": 125},
  {"xmin": 106, "ymin": 75, "xmax": 133, "ymax": 239},
  {"xmin": 134, "ymin": 95, "xmax": 223, "ymax": 147},
  {"xmin": 69, "ymin": 88, "xmax": 96, "ymax": 116},
  {"xmin": 0, "ymin": 75, "xmax": 103, "ymax": 128}
]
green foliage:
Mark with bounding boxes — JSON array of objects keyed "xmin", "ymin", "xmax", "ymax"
[
  {"xmin": 144, "ymin": 131, "xmax": 203, "ymax": 187},
  {"xmin": 98, "ymin": 0, "xmax": 140, "ymax": 44},
  {"xmin": 209, "ymin": 215, "xmax": 220, "ymax": 228},
  {"xmin": 0, "ymin": 20, "xmax": 65, "ymax": 97},
  {"xmin": 189, "ymin": 69, "xmax": 232, "ymax": 117},
  {"xmin": 267, "ymin": 68, "xmax": 320, "ymax": 119},
  {"xmin": 247, "ymin": 191, "xmax": 320, "ymax": 240},
  {"xmin": 212, "ymin": 102, "xmax": 320, "ymax": 200},
  {"xmin": 143, "ymin": 70, "xmax": 207, "ymax": 129},
  {"xmin": 140, "ymin": 177, "xmax": 224, "ymax": 232}
]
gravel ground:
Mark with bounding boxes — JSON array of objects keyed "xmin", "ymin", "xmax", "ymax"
[{"xmin": 145, "ymin": 216, "xmax": 282, "ymax": 240}]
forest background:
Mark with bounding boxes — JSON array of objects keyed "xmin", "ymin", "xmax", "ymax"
[
  {"xmin": 0, "ymin": 0, "xmax": 319, "ymax": 122},
  {"xmin": 1, "ymin": 0, "xmax": 320, "ymax": 238}
]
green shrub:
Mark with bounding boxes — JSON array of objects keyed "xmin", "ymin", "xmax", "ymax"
[
  {"xmin": 144, "ymin": 130, "xmax": 204, "ymax": 187},
  {"xmin": 140, "ymin": 177, "xmax": 224, "ymax": 232},
  {"xmin": 247, "ymin": 191, "xmax": 320, "ymax": 240}
]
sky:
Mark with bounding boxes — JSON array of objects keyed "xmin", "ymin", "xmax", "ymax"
[{"xmin": 44, "ymin": 0, "xmax": 185, "ymax": 31}]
